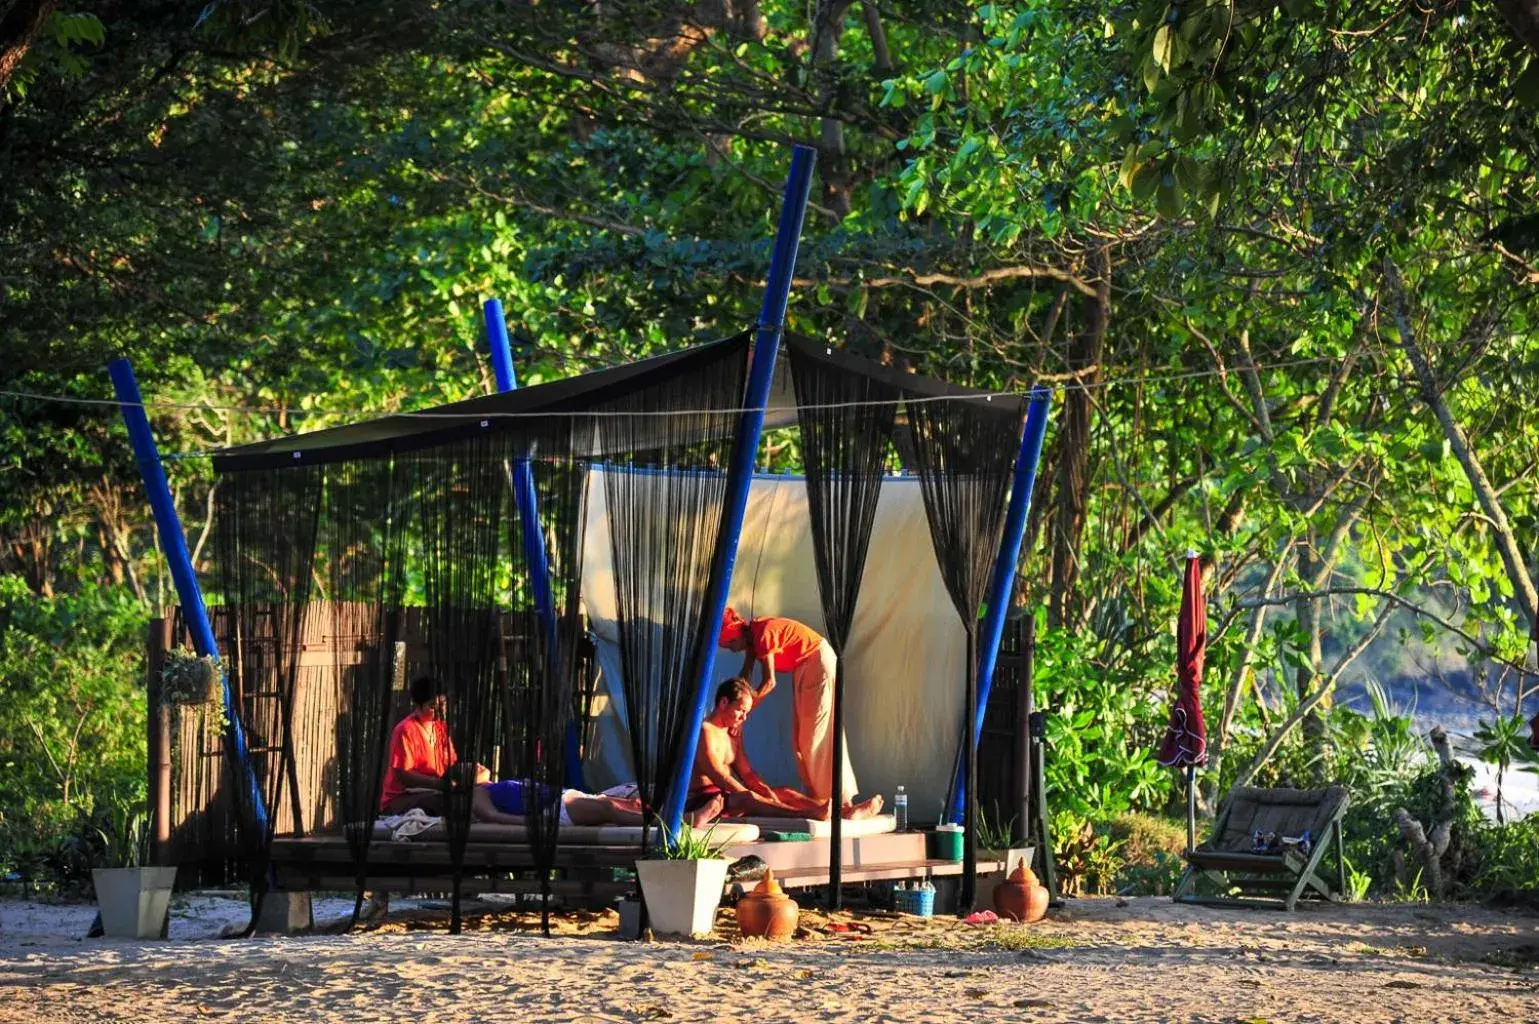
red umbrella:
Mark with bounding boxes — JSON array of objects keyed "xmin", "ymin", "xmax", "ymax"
[{"xmin": 1157, "ymin": 552, "xmax": 1207, "ymax": 851}]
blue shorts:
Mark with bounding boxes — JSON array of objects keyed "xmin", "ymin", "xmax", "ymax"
[{"xmin": 484, "ymin": 780, "xmax": 557, "ymax": 816}]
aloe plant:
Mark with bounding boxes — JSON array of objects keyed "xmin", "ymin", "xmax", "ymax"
[
  {"xmin": 653, "ymin": 817, "xmax": 727, "ymax": 860},
  {"xmin": 94, "ymin": 799, "xmax": 150, "ymax": 869}
]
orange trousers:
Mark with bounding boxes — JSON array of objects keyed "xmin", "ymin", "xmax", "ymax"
[{"xmin": 791, "ymin": 640, "xmax": 860, "ymax": 803}]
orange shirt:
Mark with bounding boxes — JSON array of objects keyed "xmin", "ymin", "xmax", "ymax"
[
  {"xmin": 749, "ymin": 617, "xmax": 824, "ymax": 673},
  {"xmin": 379, "ymin": 711, "xmax": 457, "ymax": 810}
]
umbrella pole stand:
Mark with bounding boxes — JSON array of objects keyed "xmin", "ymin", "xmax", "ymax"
[
  {"xmin": 1030, "ymin": 709, "xmax": 1060, "ymax": 903},
  {"xmin": 1185, "ymin": 765, "xmax": 1197, "ymax": 855}
]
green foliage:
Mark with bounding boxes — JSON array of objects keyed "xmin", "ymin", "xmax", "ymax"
[
  {"xmin": 0, "ymin": 575, "xmax": 147, "ymax": 884},
  {"xmin": 1036, "ymin": 619, "xmax": 1173, "ymax": 820},
  {"xmin": 1464, "ymin": 817, "xmax": 1539, "ymax": 897},
  {"xmin": 1, "ymin": 0, "xmax": 1537, "ymax": 903},
  {"xmin": 1342, "ymin": 856, "xmax": 1373, "ymax": 903},
  {"xmin": 976, "ymin": 807, "xmax": 1019, "ymax": 852},
  {"xmin": 91, "ymin": 797, "xmax": 151, "ymax": 870},
  {"xmin": 1050, "ymin": 809, "xmax": 1126, "ymax": 896},
  {"xmin": 653, "ymin": 819, "xmax": 728, "ymax": 861},
  {"xmin": 1106, "ymin": 812, "xmax": 1190, "ymax": 896}
]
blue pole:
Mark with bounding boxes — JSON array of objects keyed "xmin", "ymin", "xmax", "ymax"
[
  {"xmin": 481, "ymin": 300, "xmax": 584, "ymax": 790},
  {"xmin": 949, "ymin": 386, "xmax": 1053, "ymax": 824},
  {"xmin": 107, "ymin": 358, "xmax": 269, "ymax": 839},
  {"xmin": 660, "ymin": 144, "xmax": 817, "ymax": 838}
]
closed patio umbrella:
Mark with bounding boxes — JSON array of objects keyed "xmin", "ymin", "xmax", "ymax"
[{"xmin": 1157, "ymin": 551, "xmax": 1208, "ymax": 853}]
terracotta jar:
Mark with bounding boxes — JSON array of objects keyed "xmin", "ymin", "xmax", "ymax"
[
  {"xmin": 993, "ymin": 861, "xmax": 1049, "ymax": 923},
  {"xmin": 735, "ymin": 868, "xmax": 799, "ymax": 940}
]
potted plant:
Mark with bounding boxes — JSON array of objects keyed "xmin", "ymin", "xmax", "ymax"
[
  {"xmin": 975, "ymin": 809, "xmax": 1035, "ymax": 912},
  {"xmin": 161, "ymin": 648, "xmax": 223, "ymax": 707},
  {"xmin": 91, "ymin": 804, "xmax": 176, "ymax": 940},
  {"xmin": 633, "ymin": 820, "xmax": 730, "ymax": 938}
]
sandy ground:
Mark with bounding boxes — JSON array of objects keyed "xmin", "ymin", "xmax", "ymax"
[{"xmin": 1, "ymin": 893, "xmax": 1536, "ymax": 1023}]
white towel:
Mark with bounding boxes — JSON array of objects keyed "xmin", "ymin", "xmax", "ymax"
[{"xmin": 378, "ymin": 808, "xmax": 441, "ymax": 842}]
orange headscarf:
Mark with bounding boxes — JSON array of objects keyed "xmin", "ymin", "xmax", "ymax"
[{"xmin": 719, "ymin": 607, "xmax": 749, "ymax": 647}]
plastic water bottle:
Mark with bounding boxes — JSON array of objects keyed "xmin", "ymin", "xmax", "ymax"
[{"xmin": 894, "ymin": 786, "xmax": 908, "ymax": 832}]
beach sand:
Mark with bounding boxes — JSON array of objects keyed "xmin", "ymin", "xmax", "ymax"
[{"xmin": 1, "ymin": 894, "xmax": 1536, "ymax": 1023}]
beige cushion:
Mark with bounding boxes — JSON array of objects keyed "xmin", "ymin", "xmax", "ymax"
[
  {"xmin": 737, "ymin": 813, "xmax": 897, "ymax": 839},
  {"xmin": 372, "ymin": 820, "xmax": 761, "ymax": 846}
]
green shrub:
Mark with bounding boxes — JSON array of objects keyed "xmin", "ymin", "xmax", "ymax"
[
  {"xmin": 1464, "ymin": 817, "xmax": 1539, "ymax": 898},
  {"xmin": 1051, "ymin": 810, "xmax": 1126, "ymax": 896},
  {"xmin": 1106, "ymin": 812, "xmax": 1190, "ymax": 895},
  {"xmin": 0, "ymin": 575, "xmax": 147, "ymax": 888},
  {"xmin": 1035, "ymin": 622, "xmax": 1174, "ymax": 820}
]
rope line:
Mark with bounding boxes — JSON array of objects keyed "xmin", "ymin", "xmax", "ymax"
[{"xmin": 0, "ymin": 355, "xmax": 1336, "ymax": 424}]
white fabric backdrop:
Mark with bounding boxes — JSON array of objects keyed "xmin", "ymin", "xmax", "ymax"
[{"xmin": 578, "ymin": 469, "xmax": 970, "ymax": 821}]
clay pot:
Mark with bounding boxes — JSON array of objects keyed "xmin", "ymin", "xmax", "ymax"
[
  {"xmin": 993, "ymin": 861, "xmax": 1049, "ymax": 923},
  {"xmin": 735, "ymin": 868, "xmax": 799, "ymax": 940}
]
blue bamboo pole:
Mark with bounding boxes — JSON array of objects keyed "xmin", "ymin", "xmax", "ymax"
[
  {"xmin": 660, "ymin": 144, "xmax": 817, "ymax": 838},
  {"xmin": 481, "ymin": 299, "xmax": 584, "ymax": 790},
  {"xmin": 108, "ymin": 358, "xmax": 269, "ymax": 839},
  {"xmin": 948, "ymin": 386, "xmax": 1053, "ymax": 825}
]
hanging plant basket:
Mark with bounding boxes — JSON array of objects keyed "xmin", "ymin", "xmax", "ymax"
[{"xmin": 161, "ymin": 649, "xmax": 222, "ymax": 707}]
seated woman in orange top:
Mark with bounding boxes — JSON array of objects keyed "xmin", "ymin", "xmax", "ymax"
[
  {"xmin": 378, "ymin": 676, "xmax": 489, "ymax": 816},
  {"xmin": 718, "ymin": 607, "xmax": 860, "ymax": 807}
]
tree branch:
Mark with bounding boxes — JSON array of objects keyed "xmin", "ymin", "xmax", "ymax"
[
  {"xmin": 1233, "ymin": 599, "xmax": 1394, "ymax": 789},
  {"xmin": 0, "ymin": 0, "xmax": 59, "ymax": 92},
  {"xmin": 1237, "ymin": 585, "xmax": 1539, "ymax": 677}
]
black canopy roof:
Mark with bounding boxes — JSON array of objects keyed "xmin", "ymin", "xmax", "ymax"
[{"xmin": 211, "ymin": 330, "xmax": 1022, "ymax": 473}]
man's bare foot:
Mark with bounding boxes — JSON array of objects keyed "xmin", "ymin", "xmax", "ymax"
[
  {"xmin": 841, "ymin": 795, "xmax": 884, "ymax": 820},
  {"xmin": 686, "ymin": 793, "xmax": 725, "ymax": 827}
]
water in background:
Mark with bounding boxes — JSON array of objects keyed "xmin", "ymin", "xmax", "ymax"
[{"xmin": 1337, "ymin": 668, "xmax": 1538, "ymax": 821}]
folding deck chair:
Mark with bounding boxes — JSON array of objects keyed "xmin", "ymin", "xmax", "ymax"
[{"xmin": 1173, "ymin": 785, "xmax": 1349, "ymax": 911}]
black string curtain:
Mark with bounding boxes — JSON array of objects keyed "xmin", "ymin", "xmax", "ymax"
[
  {"xmin": 211, "ymin": 330, "xmax": 751, "ymax": 931},
  {"xmin": 786, "ymin": 337, "xmax": 899, "ymax": 905},
  {"xmin": 212, "ymin": 461, "xmax": 323, "ymax": 932},
  {"xmin": 497, "ymin": 442, "xmax": 589, "ymax": 935},
  {"xmin": 598, "ymin": 333, "xmax": 752, "ymax": 840},
  {"xmin": 315, "ymin": 426, "xmax": 589, "ymax": 936},
  {"xmin": 900, "ymin": 388, "xmax": 1025, "ymax": 911},
  {"xmin": 410, "ymin": 433, "xmax": 509, "ymax": 933},
  {"xmin": 321, "ymin": 455, "xmax": 410, "ymax": 927}
]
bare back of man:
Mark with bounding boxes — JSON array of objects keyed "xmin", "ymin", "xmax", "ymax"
[{"xmin": 691, "ymin": 679, "xmax": 882, "ymax": 822}]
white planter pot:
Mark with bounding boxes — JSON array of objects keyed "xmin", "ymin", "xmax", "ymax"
[
  {"xmin": 1001, "ymin": 846, "xmax": 1035, "ymax": 876},
  {"xmin": 92, "ymin": 866, "xmax": 177, "ymax": 940},
  {"xmin": 976, "ymin": 846, "xmax": 1036, "ymax": 912},
  {"xmin": 635, "ymin": 858, "xmax": 729, "ymax": 938}
]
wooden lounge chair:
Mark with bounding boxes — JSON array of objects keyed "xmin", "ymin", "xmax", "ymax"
[{"xmin": 1173, "ymin": 785, "xmax": 1349, "ymax": 911}]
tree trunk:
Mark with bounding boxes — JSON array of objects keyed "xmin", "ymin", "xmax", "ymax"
[
  {"xmin": 811, "ymin": 0, "xmax": 854, "ymax": 217},
  {"xmin": 1295, "ymin": 545, "xmax": 1329, "ymax": 754},
  {"xmin": 1049, "ymin": 248, "xmax": 1109, "ymax": 627},
  {"xmin": 860, "ymin": 1, "xmax": 892, "ymax": 72},
  {"xmin": 0, "ymin": 0, "xmax": 58, "ymax": 92},
  {"xmin": 1493, "ymin": 0, "xmax": 1539, "ymax": 58},
  {"xmin": 1203, "ymin": 543, "xmax": 1293, "ymax": 808},
  {"xmin": 1384, "ymin": 259, "xmax": 1539, "ymax": 631}
]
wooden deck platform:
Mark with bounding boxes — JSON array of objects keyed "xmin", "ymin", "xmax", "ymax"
[{"xmin": 269, "ymin": 830, "xmax": 995, "ymax": 903}]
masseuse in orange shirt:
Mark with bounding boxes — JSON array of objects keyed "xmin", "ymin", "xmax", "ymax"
[
  {"xmin": 718, "ymin": 608, "xmax": 860, "ymax": 807},
  {"xmin": 378, "ymin": 676, "xmax": 489, "ymax": 815}
]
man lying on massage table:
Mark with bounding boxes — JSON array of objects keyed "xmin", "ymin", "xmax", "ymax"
[
  {"xmin": 689, "ymin": 678, "xmax": 883, "ymax": 821},
  {"xmin": 471, "ymin": 780, "xmax": 724, "ymax": 829}
]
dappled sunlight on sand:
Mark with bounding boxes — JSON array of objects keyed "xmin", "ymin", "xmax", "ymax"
[{"xmin": 1, "ymin": 895, "xmax": 1535, "ymax": 1023}]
